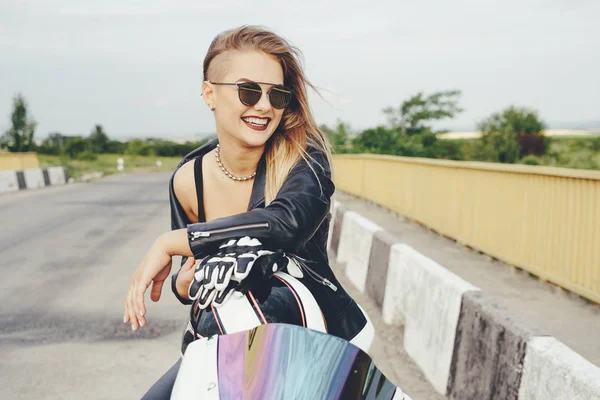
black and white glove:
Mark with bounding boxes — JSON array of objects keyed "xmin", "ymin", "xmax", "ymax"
[{"xmin": 187, "ymin": 237, "xmax": 290, "ymax": 309}]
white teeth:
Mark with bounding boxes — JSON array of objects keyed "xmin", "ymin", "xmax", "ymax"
[{"xmin": 243, "ymin": 117, "xmax": 268, "ymax": 126}]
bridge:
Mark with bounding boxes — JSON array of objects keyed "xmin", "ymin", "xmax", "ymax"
[
  {"xmin": 0, "ymin": 154, "xmax": 598, "ymax": 399},
  {"xmin": 329, "ymin": 154, "xmax": 600, "ymax": 399}
]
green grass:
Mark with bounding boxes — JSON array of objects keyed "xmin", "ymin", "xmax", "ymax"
[
  {"xmin": 38, "ymin": 154, "xmax": 182, "ymax": 180},
  {"xmin": 540, "ymin": 136, "xmax": 600, "ymax": 170}
]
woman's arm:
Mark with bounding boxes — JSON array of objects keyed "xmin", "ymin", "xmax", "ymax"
[
  {"xmin": 186, "ymin": 150, "xmax": 335, "ymax": 258},
  {"xmin": 124, "ymin": 229, "xmax": 192, "ymax": 330}
]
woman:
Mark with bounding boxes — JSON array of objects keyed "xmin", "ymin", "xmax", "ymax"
[{"xmin": 124, "ymin": 25, "xmax": 373, "ymax": 398}]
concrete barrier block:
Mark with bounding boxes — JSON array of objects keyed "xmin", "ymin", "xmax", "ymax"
[
  {"xmin": 328, "ymin": 202, "xmax": 347, "ymax": 256},
  {"xmin": 42, "ymin": 168, "xmax": 51, "ymax": 186},
  {"xmin": 0, "ymin": 171, "xmax": 19, "ymax": 193},
  {"xmin": 382, "ymin": 243, "xmax": 478, "ymax": 395},
  {"xmin": 336, "ymin": 211, "xmax": 383, "ymax": 293},
  {"xmin": 16, "ymin": 171, "xmax": 26, "ymax": 189},
  {"xmin": 48, "ymin": 167, "xmax": 67, "ymax": 185},
  {"xmin": 447, "ymin": 290, "xmax": 531, "ymax": 400},
  {"xmin": 365, "ymin": 230, "xmax": 398, "ymax": 309},
  {"xmin": 23, "ymin": 168, "xmax": 45, "ymax": 189},
  {"xmin": 519, "ymin": 336, "xmax": 600, "ymax": 400}
]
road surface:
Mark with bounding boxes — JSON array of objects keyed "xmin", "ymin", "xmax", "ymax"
[{"xmin": 0, "ymin": 172, "xmax": 441, "ymax": 399}]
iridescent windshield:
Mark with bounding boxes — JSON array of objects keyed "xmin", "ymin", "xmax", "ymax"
[{"xmin": 216, "ymin": 323, "xmax": 399, "ymax": 400}]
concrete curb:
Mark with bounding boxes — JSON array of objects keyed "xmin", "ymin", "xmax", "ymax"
[
  {"xmin": 328, "ymin": 196, "xmax": 600, "ymax": 399},
  {"xmin": 0, "ymin": 167, "xmax": 69, "ymax": 194},
  {"xmin": 336, "ymin": 210, "xmax": 383, "ymax": 293},
  {"xmin": 448, "ymin": 290, "xmax": 531, "ymax": 399},
  {"xmin": 519, "ymin": 337, "xmax": 600, "ymax": 399},
  {"xmin": 365, "ymin": 230, "xmax": 397, "ymax": 309},
  {"xmin": 383, "ymin": 243, "xmax": 478, "ymax": 394},
  {"xmin": 0, "ymin": 170, "xmax": 19, "ymax": 193}
]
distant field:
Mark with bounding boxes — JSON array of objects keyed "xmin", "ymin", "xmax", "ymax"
[
  {"xmin": 541, "ymin": 136, "xmax": 600, "ymax": 170},
  {"xmin": 455, "ymin": 135, "xmax": 600, "ymax": 170},
  {"xmin": 438, "ymin": 129, "xmax": 600, "ymax": 140},
  {"xmin": 36, "ymin": 133, "xmax": 600, "ymax": 179},
  {"xmin": 39, "ymin": 154, "xmax": 181, "ymax": 179}
]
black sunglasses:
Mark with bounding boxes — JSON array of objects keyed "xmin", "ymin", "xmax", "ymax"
[{"xmin": 208, "ymin": 80, "xmax": 293, "ymax": 109}]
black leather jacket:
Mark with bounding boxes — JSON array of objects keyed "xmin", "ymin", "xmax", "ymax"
[{"xmin": 169, "ymin": 139, "xmax": 366, "ymax": 341}]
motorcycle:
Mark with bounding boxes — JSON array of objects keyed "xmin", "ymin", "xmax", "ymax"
[{"xmin": 171, "ymin": 323, "xmax": 411, "ymax": 400}]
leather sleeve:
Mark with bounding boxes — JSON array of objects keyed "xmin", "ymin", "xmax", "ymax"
[{"xmin": 186, "ymin": 150, "xmax": 335, "ymax": 259}]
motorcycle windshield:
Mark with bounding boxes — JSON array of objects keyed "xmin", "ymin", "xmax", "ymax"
[{"xmin": 173, "ymin": 323, "xmax": 406, "ymax": 400}]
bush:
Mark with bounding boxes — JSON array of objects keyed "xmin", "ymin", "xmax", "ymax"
[
  {"xmin": 518, "ymin": 132, "xmax": 547, "ymax": 157},
  {"xmin": 477, "ymin": 106, "xmax": 546, "ymax": 163},
  {"xmin": 589, "ymin": 137, "xmax": 600, "ymax": 152},
  {"xmin": 106, "ymin": 140, "xmax": 128, "ymax": 154},
  {"xmin": 126, "ymin": 139, "xmax": 153, "ymax": 156},
  {"xmin": 429, "ymin": 139, "xmax": 465, "ymax": 160},
  {"xmin": 540, "ymin": 136, "xmax": 600, "ymax": 170},
  {"xmin": 76, "ymin": 150, "xmax": 98, "ymax": 161},
  {"xmin": 64, "ymin": 137, "xmax": 89, "ymax": 158},
  {"xmin": 474, "ymin": 127, "xmax": 521, "ymax": 163},
  {"xmin": 351, "ymin": 126, "xmax": 400, "ymax": 155},
  {"xmin": 520, "ymin": 155, "xmax": 542, "ymax": 165}
]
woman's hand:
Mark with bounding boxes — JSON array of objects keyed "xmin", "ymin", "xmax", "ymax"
[
  {"xmin": 188, "ymin": 237, "xmax": 292, "ymax": 309},
  {"xmin": 124, "ymin": 237, "xmax": 171, "ymax": 330},
  {"xmin": 124, "ymin": 229, "xmax": 192, "ymax": 331},
  {"xmin": 175, "ymin": 256, "xmax": 197, "ymax": 301}
]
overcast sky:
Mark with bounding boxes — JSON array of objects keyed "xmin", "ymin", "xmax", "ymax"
[{"xmin": 1, "ymin": 0, "xmax": 599, "ymax": 140}]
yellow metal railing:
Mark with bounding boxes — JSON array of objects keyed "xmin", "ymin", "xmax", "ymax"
[
  {"xmin": 332, "ymin": 154, "xmax": 600, "ymax": 303},
  {"xmin": 0, "ymin": 152, "xmax": 40, "ymax": 171}
]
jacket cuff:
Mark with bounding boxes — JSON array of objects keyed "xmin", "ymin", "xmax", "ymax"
[
  {"xmin": 171, "ymin": 271, "xmax": 193, "ymax": 305},
  {"xmin": 187, "ymin": 225, "xmax": 207, "ymax": 258},
  {"xmin": 187, "ymin": 218, "xmax": 271, "ymax": 259}
]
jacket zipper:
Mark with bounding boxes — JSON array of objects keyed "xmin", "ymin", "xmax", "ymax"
[
  {"xmin": 291, "ymin": 254, "xmax": 338, "ymax": 292},
  {"xmin": 190, "ymin": 223, "xmax": 269, "ymax": 240}
]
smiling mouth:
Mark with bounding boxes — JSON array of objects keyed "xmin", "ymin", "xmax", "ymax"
[{"xmin": 241, "ymin": 117, "xmax": 271, "ymax": 131}]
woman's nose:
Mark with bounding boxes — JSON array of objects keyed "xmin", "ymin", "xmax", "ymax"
[{"xmin": 253, "ymin": 90, "xmax": 272, "ymax": 112}]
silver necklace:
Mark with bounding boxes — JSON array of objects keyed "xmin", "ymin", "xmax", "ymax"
[{"xmin": 215, "ymin": 144, "xmax": 256, "ymax": 182}]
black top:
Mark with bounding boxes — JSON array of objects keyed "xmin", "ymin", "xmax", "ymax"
[
  {"xmin": 170, "ymin": 139, "xmax": 367, "ymax": 341},
  {"xmin": 193, "ymin": 154, "xmax": 206, "ymax": 224}
]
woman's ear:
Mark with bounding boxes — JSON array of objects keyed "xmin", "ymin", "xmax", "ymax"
[{"xmin": 202, "ymin": 81, "xmax": 216, "ymax": 111}]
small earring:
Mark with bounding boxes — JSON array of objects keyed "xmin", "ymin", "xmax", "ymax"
[{"xmin": 208, "ymin": 104, "xmax": 215, "ymax": 111}]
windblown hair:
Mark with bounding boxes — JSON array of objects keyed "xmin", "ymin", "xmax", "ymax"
[{"xmin": 203, "ymin": 25, "xmax": 332, "ymax": 204}]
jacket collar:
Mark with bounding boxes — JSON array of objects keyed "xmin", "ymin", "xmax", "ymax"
[{"xmin": 181, "ymin": 138, "xmax": 266, "ymax": 211}]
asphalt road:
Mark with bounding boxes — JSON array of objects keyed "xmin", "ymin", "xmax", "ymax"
[{"xmin": 0, "ymin": 172, "xmax": 441, "ymax": 399}]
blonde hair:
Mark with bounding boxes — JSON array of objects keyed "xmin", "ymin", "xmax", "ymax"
[{"xmin": 203, "ymin": 25, "xmax": 332, "ymax": 205}]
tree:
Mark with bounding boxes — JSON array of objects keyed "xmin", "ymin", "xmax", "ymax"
[
  {"xmin": 352, "ymin": 126, "xmax": 400, "ymax": 154},
  {"xmin": 47, "ymin": 132, "xmax": 66, "ymax": 148},
  {"xmin": 106, "ymin": 139, "xmax": 128, "ymax": 154},
  {"xmin": 2, "ymin": 94, "xmax": 37, "ymax": 152},
  {"xmin": 383, "ymin": 90, "xmax": 463, "ymax": 136},
  {"xmin": 353, "ymin": 90, "xmax": 465, "ymax": 159},
  {"xmin": 88, "ymin": 124, "xmax": 109, "ymax": 153},
  {"xmin": 476, "ymin": 106, "xmax": 546, "ymax": 163},
  {"xmin": 37, "ymin": 132, "xmax": 66, "ymax": 155},
  {"xmin": 320, "ymin": 119, "xmax": 350, "ymax": 154},
  {"xmin": 65, "ymin": 137, "xmax": 89, "ymax": 158},
  {"xmin": 126, "ymin": 139, "xmax": 153, "ymax": 156}
]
